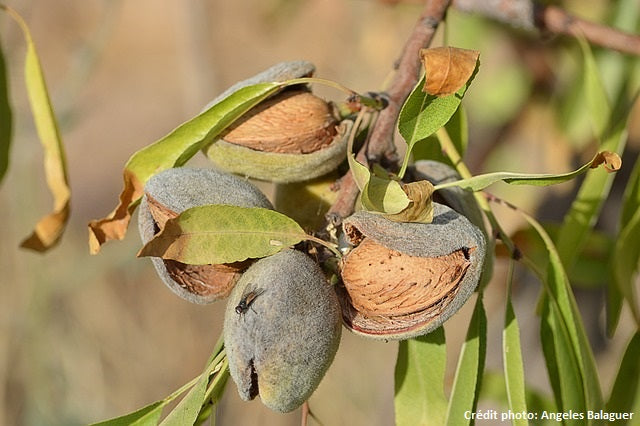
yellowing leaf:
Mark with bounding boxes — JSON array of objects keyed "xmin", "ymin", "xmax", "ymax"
[
  {"xmin": 1, "ymin": 5, "xmax": 71, "ymax": 251},
  {"xmin": 88, "ymin": 82, "xmax": 284, "ymax": 254},
  {"xmin": 138, "ymin": 205, "xmax": 307, "ymax": 265},
  {"xmin": 433, "ymin": 150, "xmax": 621, "ymax": 192},
  {"xmin": 420, "ymin": 47, "xmax": 480, "ymax": 97},
  {"xmin": 348, "ymin": 152, "xmax": 411, "ymax": 215}
]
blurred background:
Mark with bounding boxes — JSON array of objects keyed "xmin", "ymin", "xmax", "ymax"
[{"xmin": 0, "ymin": 0, "xmax": 638, "ymax": 425}]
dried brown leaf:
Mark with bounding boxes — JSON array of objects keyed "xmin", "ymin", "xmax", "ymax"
[
  {"xmin": 88, "ymin": 169, "xmax": 143, "ymax": 254},
  {"xmin": 420, "ymin": 47, "xmax": 480, "ymax": 96},
  {"xmin": 385, "ymin": 180, "xmax": 435, "ymax": 223},
  {"xmin": 591, "ymin": 151, "xmax": 622, "ymax": 173}
]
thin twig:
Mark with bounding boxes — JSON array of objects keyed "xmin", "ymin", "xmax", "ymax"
[
  {"xmin": 453, "ymin": 0, "xmax": 640, "ymax": 56},
  {"xmin": 326, "ymin": 0, "xmax": 452, "ymax": 223}
]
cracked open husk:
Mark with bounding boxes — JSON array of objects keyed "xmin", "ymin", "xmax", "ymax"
[
  {"xmin": 203, "ymin": 60, "xmax": 350, "ymax": 183},
  {"xmin": 338, "ymin": 203, "xmax": 486, "ymax": 340},
  {"xmin": 138, "ymin": 167, "xmax": 272, "ymax": 304}
]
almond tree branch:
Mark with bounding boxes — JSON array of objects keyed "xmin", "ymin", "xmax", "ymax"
[
  {"xmin": 453, "ymin": 0, "xmax": 640, "ymax": 56},
  {"xmin": 327, "ymin": 0, "xmax": 452, "ymax": 223}
]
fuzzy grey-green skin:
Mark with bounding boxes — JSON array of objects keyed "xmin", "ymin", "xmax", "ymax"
[
  {"xmin": 202, "ymin": 60, "xmax": 315, "ymax": 111},
  {"xmin": 412, "ymin": 160, "xmax": 485, "ymax": 230},
  {"xmin": 138, "ymin": 167, "xmax": 273, "ymax": 304},
  {"xmin": 224, "ymin": 249, "xmax": 342, "ymax": 412},
  {"xmin": 206, "ymin": 121, "xmax": 351, "ymax": 183},
  {"xmin": 341, "ymin": 203, "xmax": 486, "ymax": 340},
  {"xmin": 413, "ymin": 160, "xmax": 494, "ymax": 288}
]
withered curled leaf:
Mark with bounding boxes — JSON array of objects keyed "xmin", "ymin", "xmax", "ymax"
[
  {"xmin": 590, "ymin": 150, "xmax": 622, "ymax": 173},
  {"xmin": 420, "ymin": 47, "xmax": 480, "ymax": 97}
]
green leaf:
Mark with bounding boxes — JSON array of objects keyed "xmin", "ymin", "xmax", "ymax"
[
  {"xmin": 397, "ymin": 70, "xmax": 475, "ymax": 178},
  {"xmin": 606, "ymin": 286, "xmax": 624, "ymax": 338},
  {"xmin": 433, "ymin": 151, "xmax": 620, "ymax": 192},
  {"xmin": 540, "ymin": 297, "xmax": 586, "ymax": 414},
  {"xmin": 348, "ymin": 152, "xmax": 410, "ymax": 215},
  {"xmin": 523, "ymin": 213, "xmax": 603, "ymax": 417},
  {"xmin": 398, "ymin": 76, "xmax": 468, "ymax": 145},
  {"xmin": 1, "ymin": 5, "xmax": 71, "ymax": 251},
  {"xmin": 446, "ymin": 295, "xmax": 486, "ymax": 426},
  {"xmin": 607, "ymin": 332, "xmax": 640, "ymax": 417},
  {"xmin": 161, "ymin": 352, "xmax": 228, "ymax": 426},
  {"xmin": 503, "ymin": 261, "xmax": 528, "ymax": 425},
  {"xmin": 138, "ymin": 205, "xmax": 307, "ymax": 265},
  {"xmin": 554, "ymin": 39, "xmax": 629, "ymax": 272},
  {"xmin": 411, "ymin": 106, "xmax": 468, "ymax": 168},
  {"xmin": 395, "ymin": 327, "xmax": 447, "ymax": 426},
  {"xmin": 611, "ymin": 207, "xmax": 640, "ymax": 324},
  {"xmin": 610, "ymin": 155, "xmax": 640, "ymax": 331},
  {"xmin": 0, "ymin": 35, "xmax": 12, "ymax": 184},
  {"xmin": 620, "ymin": 154, "xmax": 640, "ymax": 227},
  {"xmin": 480, "ymin": 371, "xmax": 556, "ymax": 415},
  {"xmin": 91, "ymin": 401, "xmax": 167, "ymax": 426},
  {"xmin": 88, "ymin": 80, "xmax": 285, "ymax": 254}
]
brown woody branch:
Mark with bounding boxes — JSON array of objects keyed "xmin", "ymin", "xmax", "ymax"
[
  {"xmin": 326, "ymin": 0, "xmax": 452, "ymax": 223},
  {"xmin": 453, "ymin": 0, "xmax": 640, "ymax": 56}
]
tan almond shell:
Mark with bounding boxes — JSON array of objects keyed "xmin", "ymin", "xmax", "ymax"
[
  {"xmin": 338, "ymin": 203, "xmax": 485, "ymax": 340},
  {"xmin": 138, "ymin": 167, "xmax": 273, "ymax": 304},
  {"xmin": 222, "ymin": 90, "xmax": 337, "ymax": 154},
  {"xmin": 205, "ymin": 120, "xmax": 351, "ymax": 183}
]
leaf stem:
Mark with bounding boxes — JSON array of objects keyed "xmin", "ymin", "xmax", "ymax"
[{"xmin": 306, "ymin": 234, "xmax": 342, "ymax": 259}]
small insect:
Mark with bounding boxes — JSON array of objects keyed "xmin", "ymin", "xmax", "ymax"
[{"xmin": 235, "ymin": 287, "xmax": 265, "ymax": 316}]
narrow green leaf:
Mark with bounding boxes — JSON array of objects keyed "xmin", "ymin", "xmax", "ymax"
[
  {"xmin": 609, "ymin": 155, "xmax": 640, "ymax": 331},
  {"xmin": 620, "ymin": 155, "xmax": 640, "ymax": 227},
  {"xmin": 523, "ymin": 214, "xmax": 603, "ymax": 417},
  {"xmin": 540, "ymin": 298, "xmax": 586, "ymax": 414},
  {"xmin": 503, "ymin": 260, "xmax": 528, "ymax": 426},
  {"xmin": 433, "ymin": 151, "xmax": 618, "ymax": 192},
  {"xmin": 555, "ymin": 39, "xmax": 628, "ymax": 271},
  {"xmin": 138, "ymin": 205, "xmax": 307, "ymax": 265},
  {"xmin": 348, "ymin": 152, "xmax": 371, "ymax": 191},
  {"xmin": 607, "ymin": 332, "xmax": 640, "ymax": 416},
  {"xmin": 395, "ymin": 327, "xmax": 447, "ymax": 426},
  {"xmin": 480, "ymin": 371, "xmax": 556, "ymax": 415},
  {"xmin": 606, "ymin": 285, "xmax": 624, "ymax": 338},
  {"xmin": 446, "ymin": 295, "xmax": 487, "ymax": 426},
  {"xmin": 0, "ymin": 35, "xmax": 12, "ymax": 184},
  {"xmin": 411, "ymin": 106, "xmax": 468, "ymax": 168},
  {"xmin": 91, "ymin": 339, "xmax": 227, "ymax": 426},
  {"xmin": 126, "ymin": 82, "xmax": 282, "ymax": 183},
  {"xmin": 91, "ymin": 401, "xmax": 167, "ymax": 426},
  {"xmin": 161, "ymin": 352, "xmax": 227, "ymax": 426},
  {"xmin": 397, "ymin": 71, "xmax": 475, "ymax": 178},
  {"xmin": 580, "ymin": 38, "xmax": 610, "ymax": 138},
  {"xmin": 1, "ymin": 5, "xmax": 71, "ymax": 251},
  {"xmin": 398, "ymin": 76, "xmax": 467, "ymax": 145},
  {"xmin": 611, "ymin": 207, "xmax": 640, "ymax": 324},
  {"xmin": 88, "ymin": 80, "xmax": 284, "ymax": 254}
]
